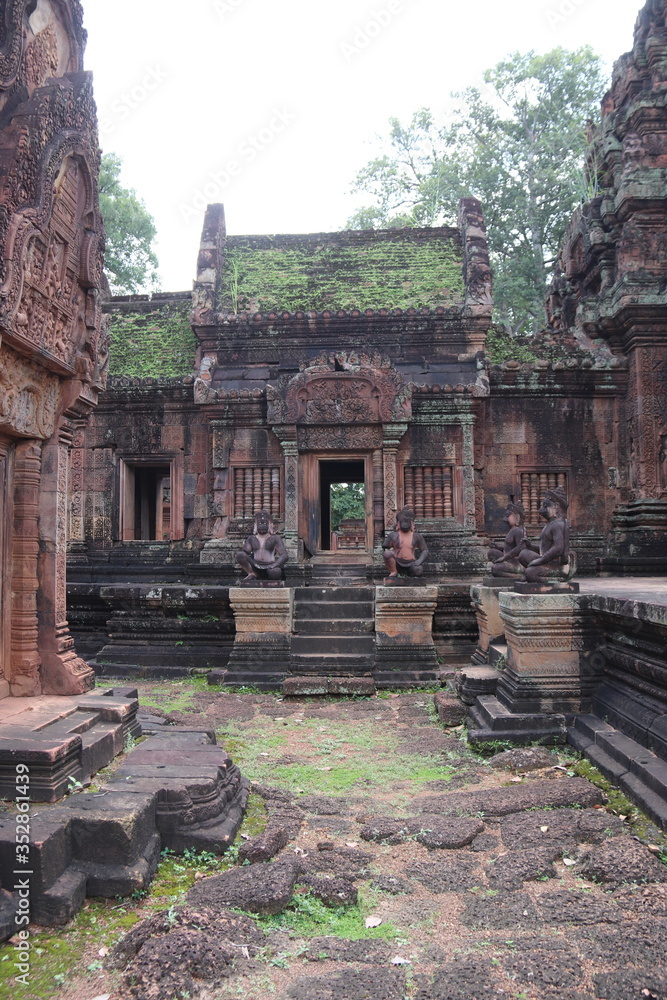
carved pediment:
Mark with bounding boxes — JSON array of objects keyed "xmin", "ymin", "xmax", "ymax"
[{"xmin": 267, "ymin": 351, "xmax": 412, "ymax": 426}]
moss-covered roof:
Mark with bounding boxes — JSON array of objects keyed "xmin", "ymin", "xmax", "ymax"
[
  {"xmin": 106, "ymin": 296, "xmax": 197, "ymax": 378},
  {"xmin": 217, "ymin": 229, "xmax": 465, "ymax": 314}
]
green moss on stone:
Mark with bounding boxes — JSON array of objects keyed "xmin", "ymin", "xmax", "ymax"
[
  {"xmin": 219, "ymin": 233, "xmax": 464, "ymax": 314},
  {"xmin": 108, "ymin": 301, "xmax": 197, "ymax": 378}
]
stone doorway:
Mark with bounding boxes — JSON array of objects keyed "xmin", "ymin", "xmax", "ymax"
[
  {"xmin": 120, "ymin": 461, "xmax": 172, "ymax": 541},
  {"xmin": 301, "ymin": 453, "xmax": 374, "ymax": 559},
  {"xmin": 320, "ymin": 459, "xmax": 366, "ymax": 552}
]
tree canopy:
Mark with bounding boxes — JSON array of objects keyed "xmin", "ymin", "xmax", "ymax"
[
  {"xmin": 330, "ymin": 483, "xmax": 366, "ymax": 531},
  {"xmin": 347, "ymin": 47, "xmax": 607, "ymax": 334},
  {"xmin": 99, "ymin": 152, "xmax": 160, "ymax": 294}
]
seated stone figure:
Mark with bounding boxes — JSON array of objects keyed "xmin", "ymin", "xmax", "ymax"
[
  {"xmin": 488, "ymin": 502, "xmax": 532, "ymax": 578},
  {"xmin": 383, "ymin": 507, "xmax": 429, "ymax": 578},
  {"xmin": 236, "ymin": 510, "xmax": 288, "ymax": 582},
  {"xmin": 518, "ymin": 486, "xmax": 576, "ymax": 583}
]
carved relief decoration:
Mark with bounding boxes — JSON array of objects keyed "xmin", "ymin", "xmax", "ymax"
[
  {"xmin": 297, "ymin": 425, "xmax": 382, "ymax": 451},
  {"xmin": 0, "ymin": 72, "xmax": 104, "ymax": 387},
  {"xmin": 267, "ymin": 351, "xmax": 412, "ymax": 426},
  {"xmin": 0, "ymin": 345, "xmax": 58, "ymax": 438},
  {"xmin": 0, "ymin": 1, "xmax": 85, "ymax": 98}
]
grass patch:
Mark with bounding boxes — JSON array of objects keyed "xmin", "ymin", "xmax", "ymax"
[
  {"xmin": 255, "ymin": 889, "xmax": 399, "ymax": 941},
  {"xmin": 216, "ymin": 715, "xmax": 460, "ymax": 798}
]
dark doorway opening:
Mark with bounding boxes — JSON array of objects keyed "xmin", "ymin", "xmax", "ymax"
[
  {"xmin": 319, "ymin": 460, "xmax": 365, "ymax": 551},
  {"xmin": 134, "ymin": 465, "xmax": 171, "ymax": 540}
]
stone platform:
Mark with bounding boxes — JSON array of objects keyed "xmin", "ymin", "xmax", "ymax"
[
  {"xmin": 0, "ymin": 687, "xmax": 141, "ymax": 802},
  {"xmin": 467, "ymin": 577, "xmax": 667, "ymax": 823},
  {"xmin": 0, "ymin": 725, "xmax": 249, "ymax": 937}
]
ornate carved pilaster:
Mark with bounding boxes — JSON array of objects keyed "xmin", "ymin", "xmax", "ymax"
[
  {"xmin": 38, "ymin": 420, "xmax": 94, "ymax": 695},
  {"xmin": 626, "ymin": 341, "xmax": 667, "ymax": 501},
  {"xmin": 461, "ymin": 417, "xmax": 477, "ymax": 530},
  {"xmin": 11, "ymin": 439, "xmax": 42, "ymax": 696},
  {"xmin": 382, "ymin": 423, "xmax": 407, "ymax": 529},
  {"xmin": 274, "ymin": 426, "xmax": 299, "ymax": 559},
  {"xmin": 210, "ymin": 419, "xmax": 235, "ymax": 539}
]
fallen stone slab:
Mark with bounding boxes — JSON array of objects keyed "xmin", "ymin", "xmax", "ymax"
[
  {"xmin": 484, "ymin": 846, "xmax": 561, "ymax": 889},
  {"xmin": 287, "ymin": 967, "xmax": 406, "ymax": 1000},
  {"xmin": 238, "ymin": 824, "xmax": 291, "ymax": 864},
  {"xmin": 360, "ymin": 814, "xmax": 484, "ymax": 849},
  {"xmin": 414, "ymin": 776, "xmax": 604, "ymax": 817},
  {"xmin": 611, "ymin": 883, "xmax": 667, "ymax": 917},
  {"xmin": 536, "ymin": 888, "xmax": 622, "ymax": 925},
  {"xmin": 302, "ymin": 847, "xmax": 373, "ymax": 881},
  {"xmin": 460, "ymin": 890, "xmax": 541, "ymax": 930},
  {"xmin": 370, "ymin": 874, "xmax": 414, "ymax": 895},
  {"xmin": 499, "ymin": 935, "xmax": 584, "ymax": 996},
  {"xmin": 109, "ymin": 905, "xmax": 264, "ymax": 970},
  {"xmin": 413, "ymin": 815, "xmax": 485, "ymax": 850},
  {"xmin": 186, "ymin": 859, "xmax": 299, "ymax": 915},
  {"xmin": 360, "ymin": 816, "xmax": 412, "ymax": 845},
  {"xmin": 579, "ymin": 835, "xmax": 667, "ymax": 886},
  {"xmin": 304, "ymin": 936, "xmax": 393, "ymax": 964},
  {"xmin": 576, "ymin": 919, "xmax": 667, "ymax": 969},
  {"xmin": 408, "ymin": 857, "xmax": 483, "ymax": 893},
  {"xmin": 433, "ymin": 691, "xmax": 467, "ymax": 726},
  {"xmin": 427, "ymin": 957, "xmax": 500, "ymax": 1000},
  {"xmin": 298, "ymin": 874, "xmax": 358, "ymax": 907},
  {"xmin": 119, "ymin": 927, "xmax": 237, "ymax": 1000},
  {"xmin": 500, "ymin": 807, "xmax": 625, "ymax": 853},
  {"xmin": 593, "ymin": 968, "xmax": 667, "ymax": 1000},
  {"xmin": 489, "ymin": 747, "xmax": 559, "ymax": 771}
]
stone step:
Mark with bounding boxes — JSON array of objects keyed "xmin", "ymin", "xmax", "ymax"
[
  {"xmin": 295, "ymin": 587, "xmax": 374, "ymax": 602},
  {"xmin": 295, "ymin": 601, "xmax": 374, "ymax": 621},
  {"xmin": 207, "ymin": 668, "xmax": 285, "ymax": 690},
  {"xmin": 290, "ymin": 653, "xmax": 374, "ymax": 675},
  {"xmin": 567, "ymin": 716, "xmax": 667, "ymax": 829},
  {"xmin": 373, "ymin": 669, "xmax": 440, "ymax": 689},
  {"xmin": 291, "ymin": 635, "xmax": 374, "ymax": 656},
  {"xmin": 283, "ymin": 676, "xmax": 375, "ymax": 697},
  {"xmin": 294, "ymin": 618, "xmax": 374, "ymax": 635},
  {"xmin": 467, "ymin": 694, "xmax": 567, "ymax": 746}
]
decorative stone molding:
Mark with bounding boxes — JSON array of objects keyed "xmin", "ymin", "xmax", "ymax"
[
  {"xmin": 496, "ymin": 591, "xmax": 598, "ymax": 714},
  {"xmin": 229, "ymin": 587, "xmax": 293, "ymax": 640}
]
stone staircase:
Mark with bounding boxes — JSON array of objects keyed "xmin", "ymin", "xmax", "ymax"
[{"xmin": 286, "ymin": 567, "xmax": 376, "ymax": 694}]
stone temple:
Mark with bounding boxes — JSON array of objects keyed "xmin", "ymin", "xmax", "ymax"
[{"xmin": 1, "ymin": 0, "xmax": 667, "ymax": 940}]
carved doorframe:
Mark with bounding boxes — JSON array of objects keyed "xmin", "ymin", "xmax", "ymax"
[{"xmin": 0, "ymin": 436, "xmax": 13, "ymax": 699}]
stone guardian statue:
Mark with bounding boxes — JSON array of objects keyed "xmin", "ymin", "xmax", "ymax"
[{"xmin": 236, "ymin": 510, "xmax": 288, "ymax": 582}]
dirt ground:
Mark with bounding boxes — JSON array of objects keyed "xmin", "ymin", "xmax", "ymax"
[{"xmin": 4, "ymin": 681, "xmax": 667, "ymax": 1000}]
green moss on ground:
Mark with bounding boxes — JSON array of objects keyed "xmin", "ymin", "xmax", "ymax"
[
  {"xmin": 107, "ymin": 301, "xmax": 197, "ymax": 378},
  {"xmin": 219, "ymin": 237, "xmax": 464, "ymax": 314}
]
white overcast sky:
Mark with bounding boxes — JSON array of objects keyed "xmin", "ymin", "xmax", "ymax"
[{"xmin": 80, "ymin": 0, "xmax": 643, "ymax": 291}]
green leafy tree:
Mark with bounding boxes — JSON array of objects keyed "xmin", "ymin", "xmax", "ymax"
[
  {"xmin": 99, "ymin": 152, "xmax": 159, "ymax": 293},
  {"xmin": 330, "ymin": 483, "xmax": 365, "ymax": 531},
  {"xmin": 347, "ymin": 48, "xmax": 607, "ymax": 334}
]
